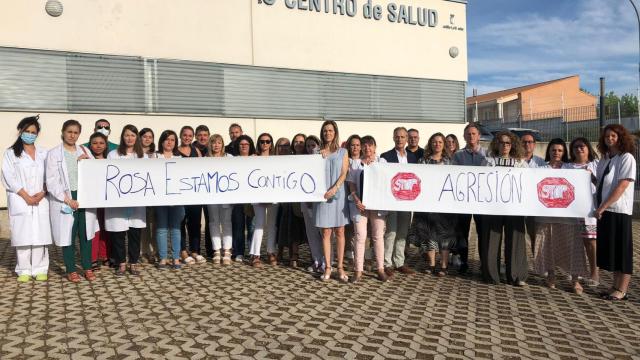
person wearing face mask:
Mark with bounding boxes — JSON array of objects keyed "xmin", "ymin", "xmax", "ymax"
[
  {"xmin": 46, "ymin": 120, "xmax": 100, "ymax": 282},
  {"xmin": 83, "ymin": 119, "xmax": 117, "ymax": 152},
  {"xmin": 2, "ymin": 116, "xmax": 52, "ymax": 283}
]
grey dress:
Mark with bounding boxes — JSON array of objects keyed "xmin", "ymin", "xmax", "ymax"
[{"xmin": 313, "ymin": 147, "xmax": 350, "ymax": 228}]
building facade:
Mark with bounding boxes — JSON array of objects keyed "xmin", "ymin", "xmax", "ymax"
[{"xmin": 0, "ymin": 0, "xmax": 468, "ymax": 205}]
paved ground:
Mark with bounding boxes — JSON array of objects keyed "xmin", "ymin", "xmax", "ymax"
[{"xmin": 0, "ymin": 211, "xmax": 639, "ymax": 359}]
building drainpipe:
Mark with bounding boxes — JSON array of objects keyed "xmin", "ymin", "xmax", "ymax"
[{"xmin": 599, "ymin": 77, "xmax": 605, "ymax": 130}]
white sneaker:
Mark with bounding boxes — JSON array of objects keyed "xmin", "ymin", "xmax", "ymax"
[{"xmin": 234, "ymin": 255, "xmax": 244, "ymax": 263}]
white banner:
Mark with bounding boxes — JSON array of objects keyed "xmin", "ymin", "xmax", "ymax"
[
  {"xmin": 78, "ymin": 155, "xmax": 327, "ymax": 208},
  {"xmin": 363, "ymin": 163, "xmax": 594, "ymax": 217}
]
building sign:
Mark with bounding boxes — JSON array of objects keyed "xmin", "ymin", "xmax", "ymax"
[{"xmin": 258, "ymin": 0, "xmax": 465, "ymax": 31}]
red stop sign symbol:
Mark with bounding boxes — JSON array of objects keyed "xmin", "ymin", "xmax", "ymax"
[
  {"xmin": 537, "ymin": 177, "xmax": 575, "ymax": 208},
  {"xmin": 391, "ymin": 172, "xmax": 421, "ymax": 201}
]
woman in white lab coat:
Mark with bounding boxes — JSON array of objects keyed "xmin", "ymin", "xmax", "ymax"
[
  {"xmin": 2, "ymin": 116, "xmax": 51, "ymax": 282},
  {"xmin": 105, "ymin": 124, "xmax": 147, "ymax": 276},
  {"xmin": 46, "ymin": 119, "xmax": 100, "ymax": 283}
]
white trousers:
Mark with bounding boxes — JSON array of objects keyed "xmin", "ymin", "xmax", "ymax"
[
  {"xmin": 15, "ymin": 245, "xmax": 49, "ymax": 276},
  {"xmin": 208, "ymin": 205, "xmax": 233, "ymax": 251},
  {"xmin": 249, "ymin": 204, "xmax": 278, "ymax": 256}
]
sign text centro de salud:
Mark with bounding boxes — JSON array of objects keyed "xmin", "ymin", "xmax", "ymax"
[{"xmin": 259, "ymin": 0, "xmax": 465, "ymax": 31}]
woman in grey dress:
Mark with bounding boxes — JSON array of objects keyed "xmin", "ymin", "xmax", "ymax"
[{"xmin": 314, "ymin": 120, "xmax": 350, "ymax": 282}]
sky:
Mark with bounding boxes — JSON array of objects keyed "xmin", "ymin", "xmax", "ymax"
[{"xmin": 467, "ymin": 0, "xmax": 640, "ymax": 97}]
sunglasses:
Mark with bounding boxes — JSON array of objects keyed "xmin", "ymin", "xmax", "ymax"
[
  {"xmin": 259, "ymin": 140, "xmax": 272, "ymax": 145},
  {"xmin": 97, "ymin": 125, "xmax": 110, "ymax": 130}
]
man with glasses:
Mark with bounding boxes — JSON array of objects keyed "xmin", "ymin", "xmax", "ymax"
[
  {"xmin": 406, "ymin": 128, "xmax": 424, "ymax": 161},
  {"xmin": 84, "ymin": 119, "xmax": 118, "ymax": 152},
  {"xmin": 520, "ymin": 132, "xmax": 545, "ymax": 253},
  {"xmin": 452, "ymin": 123, "xmax": 487, "ymax": 274}
]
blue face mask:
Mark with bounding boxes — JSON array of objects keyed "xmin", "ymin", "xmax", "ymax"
[{"xmin": 20, "ymin": 132, "xmax": 37, "ymax": 145}]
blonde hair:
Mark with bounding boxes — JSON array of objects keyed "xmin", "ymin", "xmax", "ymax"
[{"xmin": 207, "ymin": 134, "xmax": 225, "ymax": 157}]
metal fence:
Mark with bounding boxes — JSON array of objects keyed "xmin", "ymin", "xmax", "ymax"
[{"xmin": 477, "ymin": 105, "xmax": 640, "ymax": 142}]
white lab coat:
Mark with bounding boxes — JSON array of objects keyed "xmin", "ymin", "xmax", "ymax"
[
  {"xmin": 104, "ymin": 150, "xmax": 147, "ymax": 231},
  {"xmin": 1, "ymin": 146, "xmax": 52, "ymax": 247},
  {"xmin": 45, "ymin": 144, "xmax": 99, "ymax": 247}
]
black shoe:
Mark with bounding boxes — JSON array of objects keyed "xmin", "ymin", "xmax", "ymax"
[{"xmin": 458, "ymin": 263, "xmax": 469, "ymax": 274}]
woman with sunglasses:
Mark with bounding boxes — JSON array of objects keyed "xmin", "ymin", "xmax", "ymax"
[
  {"xmin": 46, "ymin": 119, "xmax": 100, "ymax": 282},
  {"xmin": 105, "ymin": 125, "xmax": 148, "ymax": 276},
  {"xmin": 248, "ymin": 133, "xmax": 279, "ymax": 267},
  {"xmin": 481, "ymin": 131, "xmax": 528, "ymax": 286},
  {"xmin": 2, "ymin": 116, "xmax": 52, "ymax": 282},
  {"xmin": 534, "ymin": 138, "xmax": 587, "ymax": 294}
]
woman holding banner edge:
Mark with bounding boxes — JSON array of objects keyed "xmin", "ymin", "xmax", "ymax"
[
  {"xmin": 595, "ymin": 124, "xmax": 636, "ymax": 301},
  {"xmin": 314, "ymin": 120, "xmax": 350, "ymax": 282},
  {"xmin": 46, "ymin": 119, "xmax": 100, "ymax": 282},
  {"xmin": 105, "ymin": 125, "xmax": 147, "ymax": 276},
  {"xmin": 481, "ymin": 130, "xmax": 528, "ymax": 286}
]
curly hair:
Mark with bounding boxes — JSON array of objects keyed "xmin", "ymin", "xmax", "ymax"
[
  {"xmin": 488, "ymin": 131, "xmax": 524, "ymax": 159},
  {"xmin": 597, "ymin": 124, "xmax": 636, "ymax": 155},
  {"xmin": 544, "ymin": 138, "xmax": 569, "ymax": 163},
  {"xmin": 424, "ymin": 132, "xmax": 447, "ymax": 159}
]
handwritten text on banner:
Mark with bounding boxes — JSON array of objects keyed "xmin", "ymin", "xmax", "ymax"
[
  {"xmin": 362, "ymin": 163, "xmax": 594, "ymax": 217},
  {"xmin": 78, "ymin": 155, "xmax": 327, "ymax": 208}
]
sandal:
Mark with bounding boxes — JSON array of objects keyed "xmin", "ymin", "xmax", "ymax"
[
  {"xmin": 267, "ymin": 253, "xmax": 278, "ymax": 266},
  {"xmin": 193, "ymin": 254, "xmax": 206, "ymax": 264},
  {"xmin": 129, "ymin": 264, "xmax": 140, "ymax": 276},
  {"xmin": 172, "ymin": 260, "xmax": 182, "ymax": 270},
  {"xmin": 250, "ymin": 255, "xmax": 263, "ymax": 268},
  {"xmin": 222, "ymin": 250, "xmax": 232, "ymax": 266},
  {"xmin": 377, "ymin": 269, "xmax": 389, "ymax": 282},
  {"xmin": 67, "ymin": 272, "xmax": 82, "ymax": 283},
  {"xmin": 437, "ymin": 268, "xmax": 448, "ymax": 277},
  {"xmin": 350, "ymin": 271, "xmax": 363, "ymax": 283},
  {"xmin": 84, "ymin": 269, "xmax": 97, "ymax": 281},
  {"xmin": 115, "ymin": 265, "xmax": 126, "ymax": 276},
  {"xmin": 337, "ymin": 267, "xmax": 349, "ymax": 283},
  {"xmin": 572, "ymin": 282, "xmax": 584, "ymax": 295},
  {"xmin": 212, "ymin": 251, "xmax": 221, "ymax": 265},
  {"xmin": 320, "ymin": 267, "xmax": 332, "ymax": 281},
  {"xmin": 183, "ymin": 256, "xmax": 195, "ymax": 265},
  {"xmin": 604, "ymin": 288, "xmax": 628, "ymax": 301}
]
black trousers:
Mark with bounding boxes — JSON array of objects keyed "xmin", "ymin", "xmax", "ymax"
[
  {"xmin": 185, "ymin": 205, "xmax": 212, "ymax": 257},
  {"xmin": 480, "ymin": 215, "xmax": 528, "ymax": 284},
  {"xmin": 457, "ymin": 214, "xmax": 484, "ymax": 265},
  {"xmin": 109, "ymin": 228, "xmax": 141, "ymax": 265}
]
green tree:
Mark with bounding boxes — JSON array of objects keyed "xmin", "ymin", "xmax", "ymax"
[{"xmin": 620, "ymin": 93, "xmax": 639, "ymax": 117}]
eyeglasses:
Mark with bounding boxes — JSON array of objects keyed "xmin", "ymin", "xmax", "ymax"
[
  {"xmin": 522, "ymin": 140, "xmax": 534, "ymax": 144},
  {"xmin": 259, "ymin": 140, "xmax": 272, "ymax": 145},
  {"xmin": 499, "ymin": 141, "xmax": 511, "ymax": 146}
]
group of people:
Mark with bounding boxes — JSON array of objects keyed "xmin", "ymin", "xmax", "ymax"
[{"xmin": 2, "ymin": 116, "xmax": 635, "ymax": 301}]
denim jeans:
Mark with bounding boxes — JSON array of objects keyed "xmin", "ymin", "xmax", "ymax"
[
  {"xmin": 156, "ymin": 206, "xmax": 185, "ymax": 260},
  {"xmin": 232, "ymin": 204, "xmax": 254, "ymax": 257}
]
